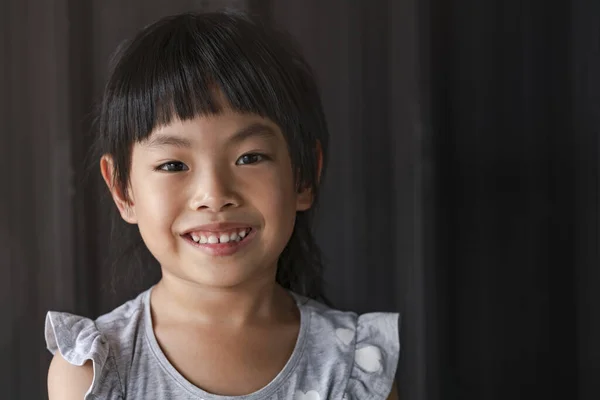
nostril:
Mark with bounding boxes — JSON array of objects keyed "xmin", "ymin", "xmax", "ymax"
[{"xmin": 189, "ymin": 197, "xmax": 239, "ymax": 211}]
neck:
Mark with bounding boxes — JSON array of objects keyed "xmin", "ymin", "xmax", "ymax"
[{"xmin": 151, "ymin": 271, "xmax": 295, "ymax": 327}]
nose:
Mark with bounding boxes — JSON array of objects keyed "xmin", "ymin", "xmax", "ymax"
[{"xmin": 188, "ymin": 167, "xmax": 240, "ymax": 212}]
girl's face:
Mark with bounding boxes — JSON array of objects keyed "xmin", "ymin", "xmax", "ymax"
[{"xmin": 102, "ymin": 108, "xmax": 314, "ymax": 289}]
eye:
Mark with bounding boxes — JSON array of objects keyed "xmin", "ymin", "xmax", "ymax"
[
  {"xmin": 236, "ymin": 153, "xmax": 266, "ymax": 165},
  {"xmin": 156, "ymin": 161, "xmax": 189, "ymax": 172}
]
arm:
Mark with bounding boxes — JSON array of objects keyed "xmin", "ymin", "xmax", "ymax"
[
  {"xmin": 386, "ymin": 382, "xmax": 399, "ymax": 400},
  {"xmin": 47, "ymin": 352, "xmax": 93, "ymax": 400}
]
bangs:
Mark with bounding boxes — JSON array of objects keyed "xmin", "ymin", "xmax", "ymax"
[{"xmin": 102, "ymin": 12, "xmax": 307, "ymax": 145}]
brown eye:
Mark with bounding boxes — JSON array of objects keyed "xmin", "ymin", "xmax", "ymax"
[
  {"xmin": 236, "ymin": 153, "xmax": 266, "ymax": 165},
  {"xmin": 156, "ymin": 161, "xmax": 188, "ymax": 172}
]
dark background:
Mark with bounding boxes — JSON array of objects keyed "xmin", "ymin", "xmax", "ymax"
[{"xmin": 1, "ymin": 0, "xmax": 598, "ymax": 399}]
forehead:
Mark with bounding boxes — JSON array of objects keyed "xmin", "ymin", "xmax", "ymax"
[{"xmin": 140, "ymin": 110, "xmax": 284, "ymax": 149}]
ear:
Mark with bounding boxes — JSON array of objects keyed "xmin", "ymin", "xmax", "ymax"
[
  {"xmin": 296, "ymin": 140, "xmax": 324, "ymax": 211},
  {"xmin": 100, "ymin": 155, "xmax": 138, "ymax": 224}
]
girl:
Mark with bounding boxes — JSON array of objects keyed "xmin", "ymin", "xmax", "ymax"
[{"xmin": 46, "ymin": 11, "xmax": 400, "ymax": 400}]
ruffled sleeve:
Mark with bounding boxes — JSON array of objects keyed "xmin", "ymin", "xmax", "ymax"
[
  {"xmin": 343, "ymin": 312, "xmax": 401, "ymax": 399},
  {"xmin": 45, "ymin": 311, "xmax": 122, "ymax": 399}
]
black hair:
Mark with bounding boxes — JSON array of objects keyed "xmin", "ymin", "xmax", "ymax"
[{"xmin": 95, "ymin": 11, "xmax": 329, "ymax": 302}]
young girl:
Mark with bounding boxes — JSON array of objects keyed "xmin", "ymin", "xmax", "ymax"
[{"xmin": 45, "ymin": 11, "xmax": 400, "ymax": 400}]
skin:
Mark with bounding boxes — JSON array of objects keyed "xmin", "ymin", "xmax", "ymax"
[{"xmin": 47, "ymin": 107, "xmax": 399, "ymax": 399}]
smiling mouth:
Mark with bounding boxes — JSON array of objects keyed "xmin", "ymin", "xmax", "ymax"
[{"xmin": 185, "ymin": 227, "xmax": 253, "ymax": 245}]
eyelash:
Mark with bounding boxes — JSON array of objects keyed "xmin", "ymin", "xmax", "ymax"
[
  {"xmin": 155, "ymin": 161, "xmax": 189, "ymax": 172},
  {"xmin": 155, "ymin": 153, "xmax": 268, "ymax": 172},
  {"xmin": 235, "ymin": 153, "xmax": 268, "ymax": 165}
]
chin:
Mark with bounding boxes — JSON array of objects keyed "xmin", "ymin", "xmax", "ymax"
[{"xmin": 173, "ymin": 263, "xmax": 271, "ymax": 290}]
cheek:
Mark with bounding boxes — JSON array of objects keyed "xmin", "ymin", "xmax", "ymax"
[
  {"xmin": 250, "ymin": 165, "xmax": 298, "ymax": 228},
  {"xmin": 130, "ymin": 177, "xmax": 181, "ymax": 234}
]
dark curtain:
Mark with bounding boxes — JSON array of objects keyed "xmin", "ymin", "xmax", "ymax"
[
  {"xmin": 2, "ymin": 1, "xmax": 598, "ymax": 399},
  {"xmin": 428, "ymin": 1, "xmax": 600, "ymax": 399}
]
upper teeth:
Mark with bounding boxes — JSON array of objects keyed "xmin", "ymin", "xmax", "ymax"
[{"xmin": 190, "ymin": 228, "xmax": 250, "ymax": 244}]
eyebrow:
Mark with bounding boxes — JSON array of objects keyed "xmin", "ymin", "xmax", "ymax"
[
  {"xmin": 227, "ymin": 122, "xmax": 278, "ymax": 144},
  {"xmin": 144, "ymin": 135, "xmax": 192, "ymax": 149},
  {"xmin": 144, "ymin": 122, "xmax": 278, "ymax": 149}
]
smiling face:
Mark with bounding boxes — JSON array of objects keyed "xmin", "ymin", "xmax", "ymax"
[{"xmin": 101, "ymin": 108, "xmax": 314, "ymax": 289}]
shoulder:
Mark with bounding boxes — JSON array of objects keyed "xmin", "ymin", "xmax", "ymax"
[
  {"xmin": 295, "ymin": 296, "xmax": 401, "ymax": 400},
  {"xmin": 44, "ymin": 289, "xmax": 149, "ymax": 399},
  {"xmin": 45, "ymin": 289, "xmax": 147, "ymax": 363}
]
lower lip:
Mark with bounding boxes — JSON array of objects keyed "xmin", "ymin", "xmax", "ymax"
[{"xmin": 182, "ymin": 229, "xmax": 257, "ymax": 256}]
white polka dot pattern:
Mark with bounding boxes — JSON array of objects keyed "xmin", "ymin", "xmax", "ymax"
[
  {"xmin": 294, "ymin": 390, "xmax": 321, "ymax": 400},
  {"xmin": 355, "ymin": 345, "xmax": 384, "ymax": 373},
  {"xmin": 335, "ymin": 328, "xmax": 354, "ymax": 346}
]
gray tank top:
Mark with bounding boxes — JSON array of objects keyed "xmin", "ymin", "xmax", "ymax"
[{"xmin": 45, "ymin": 287, "xmax": 400, "ymax": 399}]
